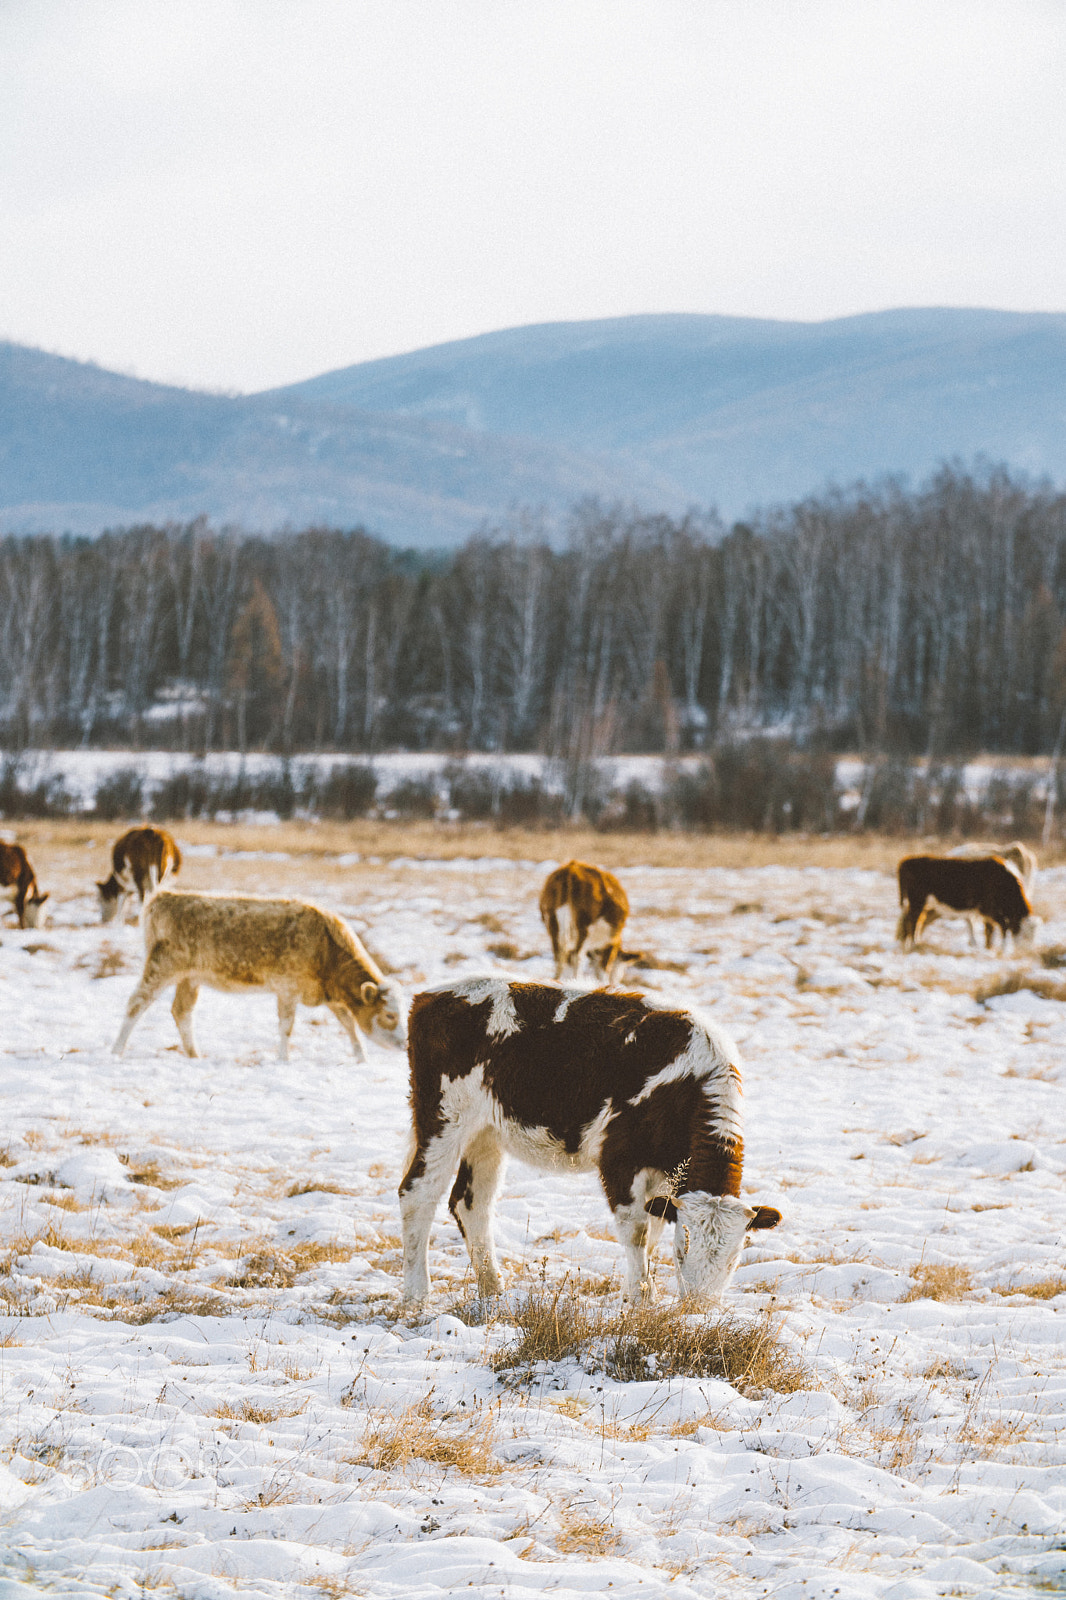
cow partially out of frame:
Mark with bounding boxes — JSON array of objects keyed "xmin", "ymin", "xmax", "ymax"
[
  {"xmin": 0, "ymin": 841, "xmax": 49, "ymax": 928},
  {"xmin": 399, "ymin": 978, "xmax": 780, "ymax": 1306}
]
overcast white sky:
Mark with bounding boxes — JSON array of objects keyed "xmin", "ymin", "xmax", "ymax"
[{"xmin": 2, "ymin": 0, "xmax": 1065, "ymax": 393}]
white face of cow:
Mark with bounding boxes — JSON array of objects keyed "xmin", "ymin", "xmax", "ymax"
[
  {"xmin": 98, "ymin": 886, "xmax": 121, "ymax": 923},
  {"xmin": 360, "ymin": 978, "xmax": 408, "ymax": 1049},
  {"xmin": 23, "ymin": 893, "xmax": 49, "ymax": 929},
  {"xmin": 671, "ymin": 1193, "xmax": 781, "ymax": 1302}
]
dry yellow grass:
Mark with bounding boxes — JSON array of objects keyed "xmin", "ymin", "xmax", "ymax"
[
  {"xmin": 22, "ymin": 814, "xmax": 1060, "ymax": 887},
  {"xmin": 902, "ymin": 1264, "xmax": 974, "ymax": 1302},
  {"xmin": 487, "ymin": 1284, "xmax": 809, "ymax": 1394},
  {"xmin": 555, "ymin": 1510, "xmax": 623, "ymax": 1557},
  {"xmin": 227, "ymin": 1238, "xmax": 354, "ymax": 1288},
  {"xmin": 992, "ymin": 1277, "xmax": 1066, "ymax": 1300},
  {"xmin": 356, "ymin": 1395, "xmax": 501, "ymax": 1477}
]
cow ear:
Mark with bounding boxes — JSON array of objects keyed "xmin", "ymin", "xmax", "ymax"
[
  {"xmin": 34, "ymin": 892, "xmax": 49, "ymax": 905},
  {"xmin": 746, "ymin": 1205, "xmax": 782, "ymax": 1231},
  {"xmin": 645, "ymin": 1196, "xmax": 678, "ymax": 1223},
  {"xmin": 360, "ymin": 980, "xmax": 379, "ymax": 1006}
]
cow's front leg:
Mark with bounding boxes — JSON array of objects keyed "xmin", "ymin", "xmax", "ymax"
[
  {"xmin": 276, "ymin": 993, "xmax": 298, "ymax": 1061},
  {"xmin": 448, "ymin": 1128, "xmax": 506, "ymax": 1297},
  {"xmin": 613, "ymin": 1203, "xmax": 653, "ymax": 1303},
  {"xmin": 328, "ymin": 1002, "xmax": 368, "ymax": 1062}
]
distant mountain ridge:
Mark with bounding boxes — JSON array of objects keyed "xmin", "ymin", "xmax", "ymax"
[{"xmin": 4, "ymin": 308, "xmax": 1066, "ymax": 545}]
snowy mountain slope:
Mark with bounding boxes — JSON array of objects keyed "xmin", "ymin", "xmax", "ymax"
[{"xmin": 1, "ymin": 844, "xmax": 1064, "ymax": 1597}]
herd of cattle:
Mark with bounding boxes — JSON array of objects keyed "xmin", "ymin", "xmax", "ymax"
[{"xmin": 0, "ymin": 829, "xmax": 1045, "ymax": 1304}]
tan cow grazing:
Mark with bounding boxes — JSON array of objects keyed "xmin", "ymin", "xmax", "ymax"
[
  {"xmin": 0, "ymin": 841, "xmax": 49, "ymax": 927},
  {"xmin": 98, "ymin": 826, "xmax": 182, "ymax": 923},
  {"xmin": 897, "ymin": 855, "xmax": 1035, "ymax": 952},
  {"xmin": 539, "ymin": 860, "xmax": 629, "ymax": 982},
  {"xmin": 112, "ymin": 890, "xmax": 407, "ymax": 1062},
  {"xmin": 400, "ymin": 977, "xmax": 781, "ymax": 1306}
]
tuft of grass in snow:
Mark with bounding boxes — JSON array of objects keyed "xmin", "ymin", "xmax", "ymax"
[
  {"xmin": 74, "ymin": 941, "xmax": 130, "ymax": 980},
  {"xmin": 228, "ymin": 1238, "xmax": 354, "ymax": 1288},
  {"xmin": 555, "ymin": 1509, "xmax": 623, "ymax": 1557},
  {"xmin": 285, "ymin": 1179, "xmax": 356, "ymax": 1198},
  {"xmin": 212, "ymin": 1398, "xmax": 306, "ymax": 1424},
  {"xmin": 975, "ymin": 969, "xmax": 1066, "ymax": 1004},
  {"xmin": 992, "ymin": 1277, "xmax": 1066, "ymax": 1300},
  {"xmin": 489, "ymin": 1285, "xmax": 810, "ymax": 1395},
  {"xmin": 1039, "ymin": 943, "xmax": 1066, "ymax": 968},
  {"xmin": 356, "ymin": 1395, "xmax": 501, "ymax": 1477},
  {"xmin": 901, "ymin": 1264, "xmax": 974, "ymax": 1302},
  {"xmin": 120, "ymin": 1156, "xmax": 184, "ymax": 1190}
]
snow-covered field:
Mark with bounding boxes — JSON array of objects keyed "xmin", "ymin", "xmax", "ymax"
[{"xmin": 1, "ymin": 842, "xmax": 1065, "ymax": 1599}]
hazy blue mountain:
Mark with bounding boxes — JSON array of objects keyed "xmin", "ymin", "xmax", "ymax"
[
  {"xmin": 0, "ymin": 341, "xmax": 681, "ymax": 546},
  {"xmin": 277, "ymin": 308, "xmax": 1066, "ymax": 513},
  {"xmin": 4, "ymin": 308, "xmax": 1066, "ymax": 545}
]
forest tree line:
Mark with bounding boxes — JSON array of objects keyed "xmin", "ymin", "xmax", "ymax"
[{"xmin": 3, "ymin": 462, "xmax": 1066, "ymax": 759}]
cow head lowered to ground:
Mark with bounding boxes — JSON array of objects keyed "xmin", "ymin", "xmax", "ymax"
[
  {"xmin": 98, "ymin": 826, "xmax": 182, "ymax": 923},
  {"xmin": 0, "ymin": 841, "xmax": 49, "ymax": 928},
  {"xmin": 399, "ymin": 977, "xmax": 781, "ymax": 1306},
  {"xmin": 897, "ymin": 854, "xmax": 1037, "ymax": 951}
]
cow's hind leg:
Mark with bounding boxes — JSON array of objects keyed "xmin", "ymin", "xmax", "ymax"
[
  {"xmin": 544, "ymin": 908, "xmax": 564, "ymax": 980},
  {"xmin": 112, "ymin": 951, "xmax": 174, "ymax": 1055},
  {"xmin": 399, "ymin": 1126, "xmax": 466, "ymax": 1304},
  {"xmin": 171, "ymin": 979, "xmax": 201, "ymax": 1058},
  {"xmin": 448, "ymin": 1128, "xmax": 507, "ymax": 1297}
]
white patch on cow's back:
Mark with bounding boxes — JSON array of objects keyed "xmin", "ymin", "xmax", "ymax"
[
  {"xmin": 627, "ymin": 1013, "xmax": 744, "ymax": 1146},
  {"xmin": 447, "ymin": 976, "xmax": 522, "ymax": 1038},
  {"xmin": 552, "ymin": 986, "xmax": 585, "ymax": 1023}
]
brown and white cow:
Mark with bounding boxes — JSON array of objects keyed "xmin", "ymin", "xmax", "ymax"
[
  {"xmin": 0, "ymin": 841, "xmax": 49, "ymax": 928},
  {"xmin": 399, "ymin": 977, "xmax": 780, "ymax": 1306},
  {"xmin": 98, "ymin": 826, "xmax": 182, "ymax": 923},
  {"xmin": 113, "ymin": 889, "xmax": 407, "ymax": 1062},
  {"xmin": 938, "ymin": 840, "xmax": 1038, "ymax": 945},
  {"xmin": 539, "ymin": 860, "xmax": 629, "ymax": 982},
  {"xmin": 897, "ymin": 855, "xmax": 1036, "ymax": 951}
]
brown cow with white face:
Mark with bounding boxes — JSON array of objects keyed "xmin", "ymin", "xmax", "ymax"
[
  {"xmin": 0, "ymin": 841, "xmax": 49, "ymax": 928},
  {"xmin": 539, "ymin": 860, "xmax": 629, "ymax": 982},
  {"xmin": 897, "ymin": 855, "xmax": 1036, "ymax": 951},
  {"xmin": 399, "ymin": 977, "xmax": 780, "ymax": 1306},
  {"xmin": 98, "ymin": 826, "xmax": 182, "ymax": 923},
  {"xmin": 113, "ymin": 889, "xmax": 407, "ymax": 1062}
]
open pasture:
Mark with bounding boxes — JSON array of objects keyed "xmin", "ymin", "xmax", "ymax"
[{"xmin": 1, "ymin": 825, "xmax": 1064, "ymax": 1599}]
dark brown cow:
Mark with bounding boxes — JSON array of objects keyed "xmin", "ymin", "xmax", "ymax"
[
  {"xmin": 0, "ymin": 841, "xmax": 49, "ymax": 928},
  {"xmin": 539, "ymin": 860, "xmax": 629, "ymax": 982},
  {"xmin": 98, "ymin": 827, "xmax": 181, "ymax": 923},
  {"xmin": 399, "ymin": 977, "xmax": 780, "ymax": 1305},
  {"xmin": 897, "ymin": 855, "xmax": 1035, "ymax": 951}
]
